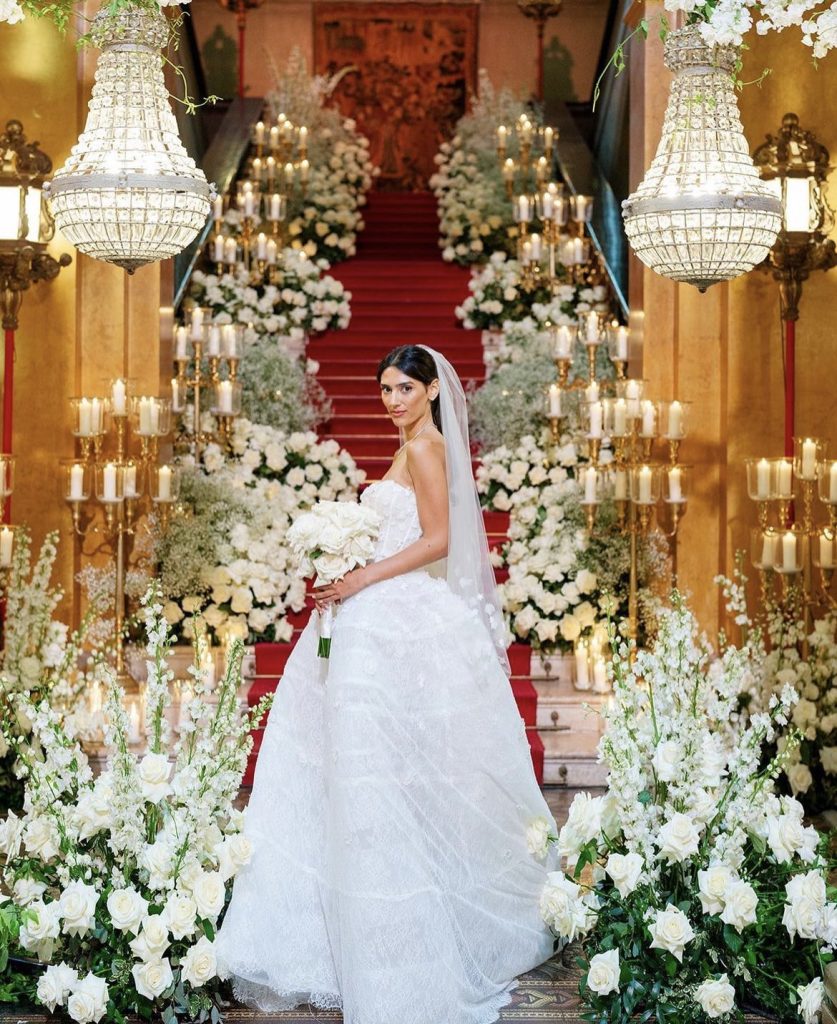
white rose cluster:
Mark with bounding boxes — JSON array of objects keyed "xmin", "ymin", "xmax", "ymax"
[{"xmin": 287, "ymin": 498, "xmax": 382, "ymax": 583}]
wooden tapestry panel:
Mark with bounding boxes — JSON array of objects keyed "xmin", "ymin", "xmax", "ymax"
[{"xmin": 314, "ymin": 3, "xmax": 478, "ymax": 191}]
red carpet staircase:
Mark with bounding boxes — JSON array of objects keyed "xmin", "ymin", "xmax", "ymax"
[{"xmin": 244, "ymin": 192, "xmax": 544, "ymax": 785}]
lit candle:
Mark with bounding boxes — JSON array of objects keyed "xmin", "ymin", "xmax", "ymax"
[
  {"xmin": 138, "ymin": 397, "xmax": 153, "ymax": 435},
  {"xmin": 641, "ymin": 400, "xmax": 656, "ymax": 437},
  {"xmin": 213, "ymin": 234, "xmax": 225, "ymax": 263},
  {"xmin": 244, "ymin": 191, "xmax": 255, "ymax": 217},
  {"xmin": 102, "ymin": 462, "xmax": 117, "ymax": 502},
  {"xmin": 299, "ymin": 158, "xmax": 309, "ymax": 183},
  {"xmin": 127, "ymin": 702, "xmax": 141, "ymax": 745},
  {"xmin": 207, "ymin": 325, "xmax": 222, "ymax": 358},
  {"xmin": 252, "ymin": 157, "xmax": 263, "ymax": 181},
  {"xmin": 529, "ymin": 233, "xmax": 542, "ymax": 261},
  {"xmin": 175, "ymin": 326, "xmax": 188, "ymax": 360},
  {"xmin": 541, "ymin": 190, "xmax": 554, "ymax": 220},
  {"xmin": 111, "ymin": 378, "xmax": 127, "ymax": 416},
  {"xmin": 554, "ymin": 325, "xmax": 572, "ymax": 359},
  {"xmin": 667, "ymin": 400, "xmax": 684, "ymax": 439},
  {"xmin": 69, "ymin": 463, "xmax": 84, "ymax": 501},
  {"xmin": 592, "ymin": 656, "xmax": 608, "ymax": 693},
  {"xmin": 548, "ymin": 384, "xmax": 561, "ymax": 418},
  {"xmin": 171, "ymin": 377, "xmax": 182, "ymax": 413},
  {"xmin": 613, "ymin": 468, "xmax": 628, "ymax": 501},
  {"xmin": 254, "ymin": 120, "xmax": 265, "ymax": 145},
  {"xmin": 830, "ymin": 461, "xmax": 837, "ymax": 502},
  {"xmin": 756, "ymin": 458, "xmax": 770, "ymax": 499},
  {"xmin": 78, "ymin": 398, "xmax": 92, "ymax": 436},
  {"xmin": 517, "ymin": 195, "xmax": 531, "ymax": 222},
  {"xmin": 503, "ymin": 158, "xmax": 515, "ymax": 182},
  {"xmin": 588, "ymin": 401, "xmax": 603, "ymax": 439},
  {"xmin": 0, "ymin": 527, "xmax": 12, "ymax": 568},
  {"xmin": 585, "ymin": 311, "xmax": 600, "ymax": 343},
  {"xmin": 613, "ymin": 326, "xmax": 628, "ymax": 361},
  {"xmin": 496, "ymin": 125, "xmax": 507, "ymax": 150},
  {"xmin": 521, "ymin": 240, "xmax": 533, "ymax": 265},
  {"xmin": 820, "ymin": 532, "xmax": 835, "ymax": 569},
  {"xmin": 782, "ymin": 530, "xmax": 797, "ymax": 572},
  {"xmin": 668, "ymin": 466, "xmax": 683, "ymax": 503},
  {"xmin": 266, "ymin": 156, "xmax": 276, "ymax": 185},
  {"xmin": 223, "ymin": 237, "xmax": 237, "ymax": 266},
  {"xmin": 573, "ymin": 194, "xmax": 592, "ymax": 222},
  {"xmin": 256, "ymin": 232, "xmax": 268, "ymax": 261},
  {"xmin": 123, "ymin": 464, "xmax": 138, "ymax": 499},
  {"xmin": 190, "ymin": 306, "xmax": 204, "ymax": 341},
  {"xmin": 777, "ymin": 459, "xmax": 793, "ymax": 497},
  {"xmin": 761, "ymin": 532, "xmax": 775, "ymax": 568},
  {"xmin": 269, "ymin": 124, "xmax": 280, "ymax": 149},
  {"xmin": 572, "ymin": 237, "xmax": 585, "ymax": 264},
  {"xmin": 224, "ymin": 326, "xmax": 241, "ymax": 361},
  {"xmin": 801, "ymin": 437, "xmax": 817, "ymax": 480},
  {"xmin": 91, "ymin": 398, "xmax": 103, "ymax": 434},
  {"xmin": 638, "ymin": 465, "xmax": 652, "ymax": 504},
  {"xmin": 212, "ymin": 194, "xmax": 223, "ymax": 221},
  {"xmin": 585, "ymin": 380, "xmax": 600, "ymax": 405},
  {"xmin": 217, "ymin": 381, "xmax": 233, "ymax": 414},
  {"xmin": 266, "ymin": 238, "xmax": 278, "ymax": 265},
  {"xmin": 584, "ymin": 466, "xmax": 598, "ymax": 504},
  {"xmin": 613, "ymin": 399, "xmax": 627, "ymax": 436},
  {"xmin": 284, "ymin": 162, "xmax": 295, "ymax": 187},
  {"xmin": 543, "ymin": 125, "xmax": 554, "ymax": 154},
  {"xmin": 270, "ymin": 193, "xmax": 282, "ymax": 221},
  {"xmin": 157, "ymin": 465, "xmax": 172, "ymax": 501},
  {"xmin": 575, "ymin": 641, "xmax": 590, "ymax": 690}
]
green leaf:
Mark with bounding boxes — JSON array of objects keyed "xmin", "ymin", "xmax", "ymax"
[{"xmin": 723, "ymin": 923, "xmax": 743, "ymax": 954}]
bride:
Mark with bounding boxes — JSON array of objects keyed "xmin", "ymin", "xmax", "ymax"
[{"xmin": 216, "ymin": 344, "xmax": 558, "ymax": 1023}]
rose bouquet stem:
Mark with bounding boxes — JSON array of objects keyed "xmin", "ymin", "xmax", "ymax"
[{"xmin": 318, "ymin": 603, "xmax": 334, "ymax": 659}]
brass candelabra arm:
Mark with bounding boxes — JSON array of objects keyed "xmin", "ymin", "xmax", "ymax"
[
  {"xmin": 586, "ymin": 436, "xmax": 602, "ymax": 465},
  {"xmin": 757, "ymin": 500, "xmax": 770, "ymax": 531},
  {"xmin": 548, "ymin": 414, "xmax": 563, "ymax": 446},
  {"xmin": 113, "ymin": 415, "xmax": 128, "ymax": 462},
  {"xmin": 640, "ymin": 436, "xmax": 654, "ymax": 462},
  {"xmin": 801, "ymin": 478, "xmax": 816, "ymax": 533},
  {"xmin": 819, "ymin": 568, "xmax": 836, "ymax": 609},
  {"xmin": 584, "ymin": 503, "xmax": 598, "ymax": 533},
  {"xmin": 554, "ymin": 358, "xmax": 571, "ymax": 389},
  {"xmin": 667, "ymin": 438, "xmax": 681, "ymax": 466},
  {"xmin": 612, "ymin": 359, "xmax": 627, "ymax": 381},
  {"xmin": 586, "ymin": 343, "xmax": 597, "ymax": 383},
  {"xmin": 662, "ymin": 499, "xmax": 687, "ymax": 538},
  {"xmin": 615, "ymin": 499, "xmax": 628, "ymax": 531},
  {"xmin": 776, "ymin": 498, "xmax": 792, "ymax": 529},
  {"xmin": 227, "ymin": 358, "xmax": 240, "ymax": 383},
  {"xmin": 67, "ymin": 500, "xmax": 99, "ymax": 538}
]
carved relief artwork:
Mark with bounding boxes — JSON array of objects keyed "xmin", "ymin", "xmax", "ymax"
[{"xmin": 314, "ymin": 4, "xmax": 478, "ymax": 191}]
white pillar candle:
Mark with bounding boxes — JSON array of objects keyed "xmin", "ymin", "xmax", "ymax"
[
  {"xmin": 298, "ymin": 125, "xmax": 308, "ymax": 146},
  {"xmin": 266, "ymin": 238, "xmax": 278, "ymax": 265},
  {"xmin": 756, "ymin": 457, "xmax": 770, "ymax": 499},
  {"xmin": 111, "ymin": 378, "xmax": 127, "ymax": 416},
  {"xmin": 254, "ymin": 120, "xmax": 265, "ymax": 145},
  {"xmin": 266, "ymin": 156, "xmax": 276, "ymax": 184},
  {"xmin": 157, "ymin": 465, "xmax": 172, "ymax": 501},
  {"xmin": 207, "ymin": 325, "xmax": 222, "ymax": 358},
  {"xmin": 585, "ymin": 311, "xmax": 600, "ymax": 343},
  {"xmin": 212, "ymin": 194, "xmax": 223, "ymax": 221},
  {"xmin": 190, "ymin": 307, "xmax": 204, "ymax": 341},
  {"xmin": 777, "ymin": 459, "xmax": 793, "ymax": 497},
  {"xmin": 256, "ymin": 233, "xmax": 268, "ymax": 261},
  {"xmin": 588, "ymin": 401, "xmax": 603, "ymax": 438},
  {"xmin": 223, "ymin": 237, "xmax": 237, "ymax": 266},
  {"xmin": 543, "ymin": 126, "xmax": 554, "ymax": 153},
  {"xmin": 0, "ymin": 527, "xmax": 13, "ymax": 567},
  {"xmin": 299, "ymin": 159, "xmax": 309, "ymax": 183},
  {"xmin": 123, "ymin": 464, "xmax": 138, "ymax": 499},
  {"xmin": 554, "ymin": 325, "xmax": 572, "ymax": 359},
  {"xmin": 91, "ymin": 398, "xmax": 102, "ymax": 433},
  {"xmin": 102, "ymin": 462, "xmax": 117, "ymax": 501},
  {"xmin": 497, "ymin": 125, "xmax": 507, "ymax": 150},
  {"xmin": 548, "ymin": 384, "xmax": 561, "ymax": 418},
  {"xmin": 592, "ymin": 656, "xmax": 608, "ymax": 693},
  {"xmin": 213, "ymin": 234, "xmax": 225, "ymax": 263},
  {"xmin": 69, "ymin": 463, "xmax": 84, "ymax": 501},
  {"xmin": 529, "ymin": 233, "xmax": 542, "ymax": 261},
  {"xmin": 584, "ymin": 466, "xmax": 598, "ymax": 504},
  {"xmin": 761, "ymin": 532, "xmax": 775, "ymax": 568},
  {"xmin": 517, "ymin": 195, "xmax": 530, "ymax": 222},
  {"xmin": 585, "ymin": 380, "xmax": 600, "ymax": 405},
  {"xmin": 171, "ymin": 377, "xmax": 182, "ymax": 412},
  {"xmin": 78, "ymin": 398, "xmax": 92, "ymax": 436},
  {"xmin": 641, "ymin": 400, "xmax": 656, "ymax": 437},
  {"xmin": 614, "ymin": 326, "xmax": 628, "ymax": 361},
  {"xmin": 222, "ymin": 325, "xmax": 238, "ymax": 360},
  {"xmin": 284, "ymin": 162, "xmax": 294, "ymax": 187},
  {"xmin": 541, "ymin": 190, "xmax": 554, "ymax": 219},
  {"xmin": 575, "ymin": 642, "xmax": 590, "ymax": 690},
  {"xmin": 613, "ymin": 398, "xmax": 627, "ymax": 436},
  {"xmin": 638, "ymin": 465, "xmax": 652, "ymax": 504},
  {"xmin": 269, "ymin": 125, "xmax": 279, "ymax": 149},
  {"xmin": 801, "ymin": 437, "xmax": 817, "ymax": 480},
  {"xmin": 175, "ymin": 326, "xmax": 188, "ymax": 360},
  {"xmin": 614, "ymin": 468, "xmax": 628, "ymax": 501},
  {"xmin": 782, "ymin": 530, "xmax": 797, "ymax": 572},
  {"xmin": 521, "ymin": 240, "xmax": 532, "ymax": 265},
  {"xmin": 830, "ymin": 462, "xmax": 837, "ymax": 502},
  {"xmin": 244, "ymin": 191, "xmax": 255, "ymax": 217},
  {"xmin": 270, "ymin": 193, "xmax": 282, "ymax": 221},
  {"xmin": 572, "ymin": 237, "xmax": 585, "ymax": 264},
  {"xmin": 252, "ymin": 157, "xmax": 263, "ymax": 181},
  {"xmin": 668, "ymin": 466, "xmax": 683, "ymax": 503},
  {"xmin": 503, "ymin": 158, "xmax": 515, "ymax": 182},
  {"xmin": 217, "ymin": 381, "xmax": 233, "ymax": 414},
  {"xmin": 138, "ymin": 397, "xmax": 152, "ymax": 435},
  {"xmin": 820, "ymin": 533, "xmax": 835, "ymax": 569},
  {"xmin": 127, "ymin": 702, "xmax": 141, "ymax": 745},
  {"xmin": 667, "ymin": 400, "xmax": 684, "ymax": 439}
]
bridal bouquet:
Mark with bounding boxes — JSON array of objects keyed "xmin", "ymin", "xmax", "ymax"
[
  {"xmin": 533, "ymin": 599, "xmax": 834, "ymax": 1024},
  {"xmin": 0, "ymin": 589, "xmax": 273, "ymax": 1023},
  {"xmin": 287, "ymin": 501, "xmax": 381, "ymax": 658}
]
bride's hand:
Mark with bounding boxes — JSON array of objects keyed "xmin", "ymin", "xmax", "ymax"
[{"xmin": 313, "ymin": 567, "xmax": 367, "ymax": 610}]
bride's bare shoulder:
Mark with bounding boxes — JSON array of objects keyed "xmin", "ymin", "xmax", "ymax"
[{"xmin": 405, "ymin": 430, "xmax": 446, "ymax": 482}]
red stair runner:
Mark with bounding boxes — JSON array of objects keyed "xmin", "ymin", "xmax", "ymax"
[{"xmin": 244, "ymin": 192, "xmax": 543, "ymax": 785}]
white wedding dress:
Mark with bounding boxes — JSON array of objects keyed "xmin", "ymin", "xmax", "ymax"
[{"xmin": 216, "ymin": 479, "xmax": 557, "ymax": 1024}]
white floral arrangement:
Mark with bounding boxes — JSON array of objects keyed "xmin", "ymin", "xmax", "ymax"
[
  {"xmin": 161, "ymin": 421, "xmax": 366, "ymax": 644},
  {"xmin": 455, "ymin": 253, "xmax": 553, "ymax": 330},
  {"xmin": 476, "ymin": 433, "xmax": 628, "ymax": 651},
  {"xmin": 534, "ymin": 598, "xmax": 834, "ymax": 1024},
  {"xmin": 265, "ymin": 48, "xmax": 379, "ymax": 264},
  {"xmin": 189, "ymin": 248, "xmax": 351, "ymax": 342},
  {"xmin": 430, "ymin": 72, "xmax": 537, "ymax": 266},
  {"xmin": 286, "ymin": 499, "xmax": 381, "ymax": 657},
  {"xmin": 0, "ymin": 591, "xmax": 272, "ymax": 1023}
]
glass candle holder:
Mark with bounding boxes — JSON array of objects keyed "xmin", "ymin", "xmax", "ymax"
[
  {"xmin": 606, "ymin": 323, "xmax": 629, "ymax": 364},
  {"xmin": 579, "ymin": 465, "xmax": 602, "ymax": 506},
  {"xmin": 581, "ymin": 399, "xmax": 604, "ymax": 440},
  {"xmin": 122, "ymin": 459, "xmax": 142, "ymax": 500},
  {"xmin": 616, "ymin": 378, "xmax": 644, "ymax": 419},
  {"xmin": 546, "ymin": 383, "xmax": 562, "ymax": 419},
  {"xmin": 151, "ymin": 464, "xmax": 181, "ymax": 504},
  {"xmin": 205, "ymin": 323, "xmax": 223, "ymax": 359},
  {"xmin": 629, "ymin": 464, "xmax": 659, "ymax": 505},
  {"xmin": 746, "ymin": 457, "xmax": 774, "ymax": 501},
  {"xmin": 550, "ymin": 323, "xmax": 574, "ymax": 361},
  {"xmin": 0, "ymin": 524, "xmax": 14, "ymax": 568},
  {"xmin": 817, "ymin": 459, "xmax": 837, "ymax": 505},
  {"xmin": 794, "ymin": 436, "xmax": 825, "ymax": 482},
  {"xmin": 610, "ymin": 466, "xmax": 629, "ymax": 502},
  {"xmin": 570, "ymin": 194, "xmax": 594, "ymax": 223},
  {"xmin": 0, "ymin": 455, "xmax": 15, "ymax": 499},
  {"xmin": 109, "ymin": 377, "xmax": 129, "ymax": 418},
  {"xmin": 814, "ymin": 529, "xmax": 836, "ymax": 570},
  {"xmin": 132, "ymin": 397, "xmax": 172, "ymax": 438},
  {"xmin": 774, "ymin": 526, "xmax": 803, "ymax": 574},
  {"xmin": 189, "ymin": 305, "xmax": 209, "ymax": 343},
  {"xmin": 772, "ymin": 457, "xmax": 795, "ymax": 500},
  {"xmin": 638, "ymin": 399, "xmax": 658, "ymax": 440},
  {"xmin": 661, "ymin": 400, "xmax": 688, "ymax": 441},
  {"xmin": 171, "ymin": 377, "xmax": 186, "ymax": 414},
  {"xmin": 211, "ymin": 380, "xmax": 242, "ymax": 417},
  {"xmin": 95, "ymin": 462, "xmax": 124, "ymax": 504},
  {"xmin": 663, "ymin": 465, "xmax": 689, "ymax": 504},
  {"xmin": 174, "ymin": 324, "xmax": 190, "ymax": 362},
  {"xmin": 513, "ymin": 194, "xmax": 534, "ymax": 223},
  {"xmin": 222, "ymin": 323, "xmax": 245, "ymax": 361},
  {"xmin": 751, "ymin": 527, "xmax": 779, "ymax": 570},
  {"xmin": 576, "ymin": 310, "xmax": 606, "ymax": 346},
  {"xmin": 71, "ymin": 396, "xmax": 105, "ymax": 438},
  {"xmin": 61, "ymin": 459, "xmax": 89, "ymax": 503}
]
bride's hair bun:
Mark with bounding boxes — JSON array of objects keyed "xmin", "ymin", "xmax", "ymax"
[{"xmin": 376, "ymin": 345, "xmax": 443, "ymax": 434}]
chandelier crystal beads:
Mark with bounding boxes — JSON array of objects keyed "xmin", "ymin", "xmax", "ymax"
[
  {"xmin": 46, "ymin": 6, "xmax": 213, "ymax": 273},
  {"xmin": 622, "ymin": 25, "xmax": 782, "ymax": 292}
]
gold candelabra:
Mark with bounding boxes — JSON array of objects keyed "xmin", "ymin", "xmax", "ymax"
[
  {"xmin": 745, "ymin": 439, "xmax": 837, "ymax": 617},
  {"xmin": 173, "ymin": 309, "xmax": 245, "ymax": 460},
  {"xmin": 63, "ymin": 380, "xmax": 181, "ymax": 680}
]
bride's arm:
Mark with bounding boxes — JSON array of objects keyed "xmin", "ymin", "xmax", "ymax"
[{"xmin": 313, "ymin": 438, "xmax": 448, "ymax": 606}]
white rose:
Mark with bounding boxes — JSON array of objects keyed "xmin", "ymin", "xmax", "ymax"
[
  {"xmin": 19, "ymin": 900, "xmax": 61, "ymax": 954},
  {"xmin": 539, "ymin": 872, "xmax": 594, "ymax": 941},
  {"xmin": 106, "ymin": 888, "xmax": 148, "ymax": 935},
  {"xmin": 59, "ymin": 880, "xmax": 99, "ymax": 938},
  {"xmin": 14, "ymin": 877, "xmax": 46, "ymax": 905},
  {"xmin": 586, "ymin": 949, "xmax": 620, "ymax": 996},
  {"xmin": 783, "ymin": 895, "xmax": 822, "ymax": 941},
  {"xmin": 652, "ymin": 740, "xmax": 681, "ymax": 783},
  {"xmin": 526, "ymin": 816, "xmax": 551, "ymax": 861},
  {"xmin": 698, "ymin": 864, "xmax": 734, "ymax": 916},
  {"xmin": 162, "ymin": 892, "xmax": 198, "ymax": 940},
  {"xmin": 129, "ymin": 915, "xmax": 170, "ymax": 960},
  {"xmin": 657, "ymin": 813, "xmax": 701, "ymax": 863},
  {"xmin": 648, "ymin": 905, "xmax": 694, "ymax": 962},
  {"xmin": 138, "ymin": 753, "xmax": 172, "ymax": 803},
  {"xmin": 191, "ymin": 870, "xmax": 226, "ymax": 920},
  {"xmin": 131, "ymin": 958, "xmax": 174, "ymax": 1000},
  {"xmin": 797, "ymin": 978, "xmax": 824, "ymax": 1024},
  {"xmin": 788, "ymin": 762, "xmax": 814, "ymax": 795},
  {"xmin": 180, "ymin": 935, "xmax": 218, "ymax": 988},
  {"xmin": 720, "ymin": 879, "xmax": 758, "ymax": 932},
  {"xmin": 217, "ymin": 833, "xmax": 253, "ymax": 881},
  {"xmin": 23, "ymin": 816, "xmax": 60, "ymax": 861},
  {"xmin": 605, "ymin": 852, "xmax": 643, "ymax": 898},
  {"xmin": 37, "ymin": 962, "xmax": 78, "ymax": 1012},
  {"xmin": 66, "ymin": 973, "xmax": 109, "ymax": 1024},
  {"xmin": 694, "ymin": 975, "xmax": 736, "ymax": 1018},
  {"xmin": 141, "ymin": 837, "xmax": 175, "ymax": 891},
  {"xmin": 0, "ymin": 811, "xmax": 23, "ymax": 859},
  {"xmin": 768, "ymin": 813, "xmax": 816, "ymax": 864},
  {"xmin": 821, "ymin": 747, "xmax": 837, "ymax": 774}
]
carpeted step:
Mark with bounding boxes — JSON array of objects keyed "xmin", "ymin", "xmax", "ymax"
[
  {"xmin": 512, "ymin": 679, "xmax": 538, "ymax": 727},
  {"xmin": 527, "ymin": 729, "xmax": 545, "ymax": 785}
]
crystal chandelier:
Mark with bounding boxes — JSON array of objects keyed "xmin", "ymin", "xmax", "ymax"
[
  {"xmin": 46, "ymin": 6, "xmax": 213, "ymax": 273},
  {"xmin": 622, "ymin": 26, "xmax": 782, "ymax": 292}
]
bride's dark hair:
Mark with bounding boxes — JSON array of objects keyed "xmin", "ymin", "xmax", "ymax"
[{"xmin": 376, "ymin": 345, "xmax": 443, "ymax": 434}]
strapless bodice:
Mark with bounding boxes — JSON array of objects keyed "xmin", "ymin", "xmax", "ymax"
[{"xmin": 361, "ymin": 479, "xmax": 422, "ymax": 562}]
